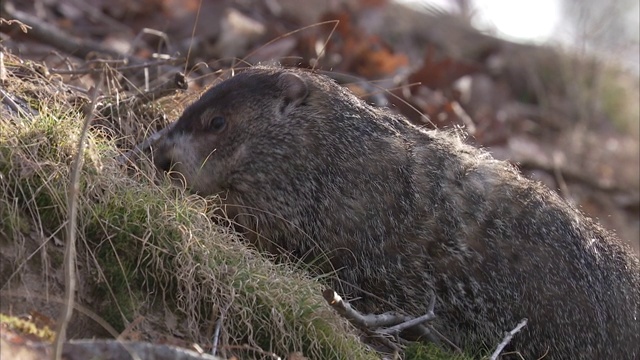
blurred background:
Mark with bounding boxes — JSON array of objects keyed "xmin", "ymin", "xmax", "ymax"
[
  {"xmin": 408, "ymin": 0, "xmax": 640, "ymax": 74},
  {"xmin": 406, "ymin": 0, "xmax": 640, "ymax": 73},
  {"xmin": 1, "ymin": 0, "xmax": 638, "ymax": 252}
]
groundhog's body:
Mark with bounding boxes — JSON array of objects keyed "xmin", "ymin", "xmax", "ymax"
[{"xmin": 153, "ymin": 66, "xmax": 640, "ymax": 359}]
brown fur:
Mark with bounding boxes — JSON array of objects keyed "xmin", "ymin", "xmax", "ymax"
[{"xmin": 153, "ymin": 66, "xmax": 640, "ymax": 359}]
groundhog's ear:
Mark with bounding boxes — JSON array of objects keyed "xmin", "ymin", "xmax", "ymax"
[{"xmin": 278, "ymin": 72, "xmax": 309, "ymax": 114}]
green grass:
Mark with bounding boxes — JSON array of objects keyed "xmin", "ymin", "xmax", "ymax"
[{"xmin": 0, "ymin": 56, "xmax": 379, "ymax": 359}]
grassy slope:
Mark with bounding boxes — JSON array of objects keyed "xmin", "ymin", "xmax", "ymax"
[{"xmin": 0, "ymin": 55, "xmax": 389, "ymax": 359}]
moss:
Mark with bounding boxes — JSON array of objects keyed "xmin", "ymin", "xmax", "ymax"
[
  {"xmin": 0, "ymin": 55, "xmax": 418, "ymax": 359},
  {"xmin": 0, "ymin": 313, "xmax": 57, "ymax": 343}
]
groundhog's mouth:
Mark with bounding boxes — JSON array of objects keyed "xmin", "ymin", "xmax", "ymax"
[
  {"xmin": 154, "ymin": 157, "xmax": 172, "ymax": 174},
  {"xmin": 153, "ymin": 153, "xmax": 190, "ymax": 191}
]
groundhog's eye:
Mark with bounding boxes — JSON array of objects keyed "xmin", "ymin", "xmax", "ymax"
[{"xmin": 206, "ymin": 116, "xmax": 226, "ymax": 133}]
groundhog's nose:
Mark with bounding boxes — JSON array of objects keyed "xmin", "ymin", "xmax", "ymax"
[
  {"xmin": 154, "ymin": 154, "xmax": 171, "ymax": 173},
  {"xmin": 152, "ymin": 143, "xmax": 173, "ymax": 173}
]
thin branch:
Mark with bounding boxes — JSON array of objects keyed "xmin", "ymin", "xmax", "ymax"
[
  {"xmin": 450, "ymin": 100, "xmax": 476, "ymax": 135},
  {"xmin": 323, "ymin": 288, "xmax": 444, "ymax": 350},
  {"xmin": 52, "ymin": 76, "xmax": 102, "ymax": 360},
  {"xmin": 1, "ymin": 87, "xmax": 38, "ymax": 122},
  {"xmin": 378, "ymin": 293, "xmax": 436, "ymax": 336},
  {"xmin": 211, "ymin": 290, "xmax": 235, "ymax": 358},
  {"xmin": 323, "ymin": 288, "xmax": 408, "ymax": 328},
  {"xmin": 489, "ymin": 318, "xmax": 528, "ymax": 360}
]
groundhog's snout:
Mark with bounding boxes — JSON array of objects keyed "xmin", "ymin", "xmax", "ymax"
[{"xmin": 152, "ymin": 140, "xmax": 173, "ymax": 173}]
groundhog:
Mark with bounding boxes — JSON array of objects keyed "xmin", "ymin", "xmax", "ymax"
[{"xmin": 152, "ymin": 65, "xmax": 640, "ymax": 359}]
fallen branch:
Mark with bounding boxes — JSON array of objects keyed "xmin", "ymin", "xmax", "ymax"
[
  {"xmin": 323, "ymin": 289, "xmax": 409, "ymax": 329},
  {"xmin": 322, "ymin": 288, "xmax": 441, "ymax": 350},
  {"xmin": 378, "ymin": 292, "xmax": 436, "ymax": 336},
  {"xmin": 489, "ymin": 318, "xmax": 528, "ymax": 360}
]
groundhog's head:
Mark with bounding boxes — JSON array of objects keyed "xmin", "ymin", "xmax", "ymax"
[{"xmin": 152, "ymin": 67, "xmax": 314, "ymax": 197}]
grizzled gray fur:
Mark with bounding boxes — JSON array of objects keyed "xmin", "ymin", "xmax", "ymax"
[{"xmin": 153, "ymin": 66, "xmax": 640, "ymax": 359}]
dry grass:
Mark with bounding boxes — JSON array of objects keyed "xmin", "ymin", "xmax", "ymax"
[{"xmin": 0, "ymin": 53, "xmax": 380, "ymax": 359}]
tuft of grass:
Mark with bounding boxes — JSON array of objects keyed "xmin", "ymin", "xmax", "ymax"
[{"xmin": 0, "ymin": 55, "xmax": 379, "ymax": 359}]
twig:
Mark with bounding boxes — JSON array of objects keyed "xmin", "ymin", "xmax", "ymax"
[
  {"xmin": 0, "ymin": 51, "xmax": 5, "ymax": 82},
  {"xmin": 52, "ymin": 76, "xmax": 102, "ymax": 360},
  {"xmin": 323, "ymin": 288, "xmax": 408, "ymax": 328},
  {"xmin": 378, "ymin": 293, "xmax": 436, "ymax": 336},
  {"xmin": 0, "ymin": 17, "xmax": 31, "ymax": 32},
  {"xmin": 211, "ymin": 317, "xmax": 222, "ymax": 357},
  {"xmin": 323, "ymin": 289, "xmax": 443, "ymax": 350},
  {"xmin": 323, "ymin": 289, "xmax": 403, "ymax": 351},
  {"xmin": 450, "ymin": 100, "xmax": 476, "ymax": 135},
  {"xmin": 211, "ymin": 291, "xmax": 234, "ymax": 357},
  {"xmin": 1, "ymin": 87, "xmax": 38, "ymax": 122},
  {"xmin": 489, "ymin": 318, "xmax": 528, "ymax": 360}
]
